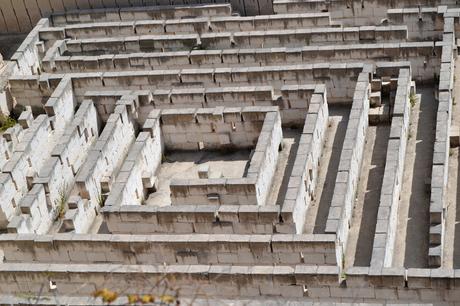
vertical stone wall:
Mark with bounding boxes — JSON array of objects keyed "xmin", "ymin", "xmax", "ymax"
[
  {"xmin": 371, "ymin": 68, "xmax": 412, "ymax": 269},
  {"xmin": 428, "ymin": 16, "xmax": 456, "ymax": 267},
  {"xmin": 105, "ymin": 115, "xmax": 163, "ymax": 207},
  {"xmin": 326, "ymin": 72, "xmax": 370, "ymax": 267},
  {"xmin": 75, "ymin": 104, "xmax": 135, "ymax": 203},
  {"xmin": 249, "ymin": 111, "xmax": 283, "ymax": 206},
  {"xmin": 282, "ymin": 92, "xmax": 329, "ymax": 233}
]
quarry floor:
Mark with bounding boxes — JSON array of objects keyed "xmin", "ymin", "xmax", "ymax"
[{"xmin": 146, "ymin": 149, "xmax": 252, "ymax": 206}]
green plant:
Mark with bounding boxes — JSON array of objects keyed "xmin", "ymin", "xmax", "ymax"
[
  {"xmin": 454, "ymin": 97, "xmax": 457, "ymax": 105},
  {"xmin": 409, "ymin": 93, "xmax": 417, "ymax": 108},
  {"xmin": 54, "ymin": 184, "xmax": 69, "ymax": 220},
  {"xmin": 0, "ymin": 114, "xmax": 16, "ymax": 132}
]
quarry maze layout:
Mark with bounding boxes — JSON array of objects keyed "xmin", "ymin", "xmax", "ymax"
[{"xmin": 2, "ymin": 0, "xmax": 460, "ymax": 303}]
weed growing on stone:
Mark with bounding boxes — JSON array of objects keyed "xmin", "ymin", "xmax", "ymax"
[
  {"xmin": 54, "ymin": 184, "xmax": 69, "ymax": 220},
  {"xmin": 0, "ymin": 114, "xmax": 16, "ymax": 132}
]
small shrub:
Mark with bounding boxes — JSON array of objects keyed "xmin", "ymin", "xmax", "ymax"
[
  {"xmin": 93, "ymin": 289, "xmax": 118, "ymax": 304},
  {"xmin": 0, "ymin": 114, "xmax": 16, "ymax": 132},
  {"xmin": 93, "ymin": 290, "xmax": 177, "ymax": 305},
  {"xmin": 54, "ymin": 184, "xmax": 69, "ymax": 220}
]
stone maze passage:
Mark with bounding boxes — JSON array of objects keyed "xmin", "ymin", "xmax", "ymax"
[{"xmin": 1, "ymin": 0, "xmax": 460, "ymax": 304}]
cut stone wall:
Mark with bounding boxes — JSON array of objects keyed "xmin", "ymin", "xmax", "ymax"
[
  {"xmin": 39, "ymin": 13, "xmax": 331, "ymax": 41},
  {"xmin": 102, "ymin": 204, "xmax": 283, "ymax": 234},
  {"xmin": 428, "ymin": 16, "xmax": 456, "ymax": 267},
  {"xmin": 59, "ymin": 26, "xmax": 407, "ymax": 54},
  {"xmin": 273, "ymin": 0, "xmax": 456, "ymax": 27},
  {"xmin": 105, "ymin": 127, "xmax": 162, "ymax": 207},
  {"xmin": 75, "ymin": 104, "xmax": 135, "ymax": 204},
  {"xmin": 0, "ymin": 233, "xmax": 336, "ymax": 266},
  {"xmin": 167, "ymin": 107, "xmax": 283, "ymax": 206},
  {"xmin": 371, "ymin": 68, "xmax": 413, "ymax": 270},
  {"xmin": 0, "ymin": 3, "xmax": 237, "ymax": 34},
  {"xmin": 0, "ymin": 115, "xmax": 51, "ymax": 229},
  {"xmin": 281, "ymin": 92, "xmax": 329, "ymax": 233},
  {"xmin": 325, "ymin": 72, "xmax": 370, "ymax": 267},
  {"xmin": 83, "ymin": 84, "xmax": 323, "ymax": 126},
  {"xmin": 41, "ymin": 42, "xmax": 439, "ymax": 83},
  {"xmin": 8, "ymin": 63, "xmax": 363, "ymax": 108},
  {"xmin": 0, "ymin": 263, "xmax": 459, "ymax": 301}
]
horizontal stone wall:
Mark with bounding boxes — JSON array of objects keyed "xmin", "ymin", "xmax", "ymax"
[
  {"xmin": 371, "ymin": 68, "xmax": 412, "ymax": 270},
  {"xmin": 1, "ymin": 263, "xmax": 460, "ymax": 301},
  {"xmin": 273, "ymin": 0, "xmax": 455, "ymax": 27},
  {"xmin": 102, "ymin": 204, "xmax": 286, "ymax": 234},
  {"xmin": 0, "ymin": 3, "xmax": 237, "ymax": 34},
  {"xmin": 387, "ymin": 7, "xmax": 444, "ymax": 40},
  {"xmin": 83, "ymin": 85, "xmax": 320, "ymax": 126},
  {"xmin": 39, "ymin": 13, "xmax": 331, "ymax": 40},
  {"xmin": 62, "ymin": 26, "xmax": 408, "ymax": 54},
  {"xmin": 170, "ymin": 178, "xmax": 259, "ymax": 206},
  {"xmin": 42, "ymin": 42, "xmax": 440, "ymax": 83},
  {"xmin": 325, "ymin": 72, "xmax": 370, "ymax": 267},
  {"xmin": 281, "ymin": 92, "xmax": 329, "ymax": 234},
  {"xmin": 9, "ymin": 63, "xmax": 364, "ymax": 106},
  {"xmin": 0, "ymin": 233, "xmax": 336, "ymax": 266},
  {"xmin": 52, "ymin": 4, "xmax": 234, "ymax": 26},
  {"xmin": 161, "ymin": 107, "xmax": 273, "ymax": 150}
]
